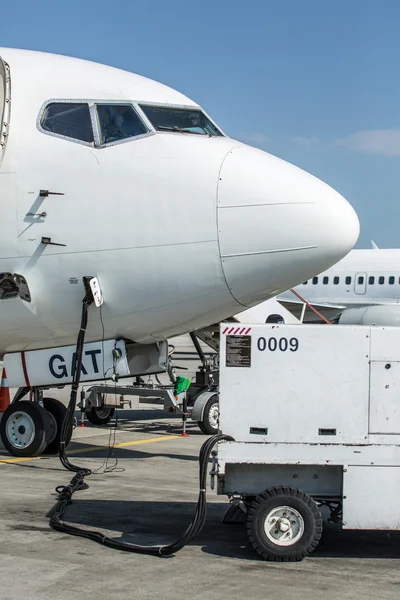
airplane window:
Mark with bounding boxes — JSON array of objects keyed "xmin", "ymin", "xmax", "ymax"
[
  {"xmin": 139, "ymin": 105, "xmax": 223, "ymax": 137},
  {"xmin": 345, "ymin": 276, "xmax": 351, "ymax": 285},
  {"xmin": 97, "ymin": 105, "xmax": 147, "ymax": 144},
  {"xmin": 389, "ymin": 276, "xmax": 395, "ymax": 285},
  {"xmin": 312, "ymin": 277, "xmax": 318, "ymax": 284},
  {"xmin": 369, "ymin": 276, "xmax": 375, "ymax": 284},
  {"xmin": 379, "ymin": 276, "xmax": 385, "ymax": 284},
  {"xmin": 358, "ymin": 276, "xmax": 364, "ymax": 285},
  {"xmin": 41, "ymin": 103, "xmax": 94, "ymax": 143},
  {"xmin": 302, "ymin": 281, "xmax": 308, "ymax": 285},
  {"xmin": 333, "ymin": 276, "xmax": 339, "ymax": 285},
  {"xmin": 323, "ymin": 276, "xmax": 329, "ymax": 284}
]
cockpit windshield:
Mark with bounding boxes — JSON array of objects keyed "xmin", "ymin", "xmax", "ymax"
[{"xmin": 139, "ymin": 105, "xmax": 223, "ymax": 137}]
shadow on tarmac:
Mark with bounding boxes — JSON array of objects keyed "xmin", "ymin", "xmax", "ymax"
[
  {"xmin": 0, "ymin": 442, "xmax": 199, "ymax": 469},
  {"xmin": 77, "ymin": 408, "xmax": 206, "ymax": 436},
  {"xmin": 43, "ymin": 497, "xmax": 400, "ymax": 561},
  {"xmin": 4, "ymin": 406, "xmax": 400, "ymax": 561}
]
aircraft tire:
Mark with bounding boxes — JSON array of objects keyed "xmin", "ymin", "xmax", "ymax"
[
  {"xmin": 198, "ymin": 395, "xmax": 219, "ymax": 435},
  {"xmin": 85, "ymin": 406, "xmax": 115, "ymax": 425},
  {"xmin": 42, "ymin": 397, "xmax": 71, "ymax": 455},
  {"xmin": 0, "ymin": 401, "xmax": 49, "ymax": 457}
]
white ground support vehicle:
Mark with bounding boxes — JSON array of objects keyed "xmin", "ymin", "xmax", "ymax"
[{"xmin": 217, "ymin": 323, "xmax": 400, "ymax": 561}]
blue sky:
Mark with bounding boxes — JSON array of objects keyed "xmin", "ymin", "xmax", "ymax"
[{"xmin": 2, "ymin": 0, "xmax": 400, "ymax": 247}]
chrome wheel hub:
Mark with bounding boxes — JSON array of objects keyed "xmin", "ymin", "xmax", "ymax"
[
  {"xmin": 208, "ymin": 403, "xmax": 219, "ymax": 429},
  {"xmin": 264, "ymin": 506, "xmax": 304, "ymax": 546},
  {"xmin": 6, "ymin": 411, "xmax": 36, "ymax": 449}
]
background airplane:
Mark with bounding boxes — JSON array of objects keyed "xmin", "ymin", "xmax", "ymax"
[{"xmin": 277, "ymin": 244, "xmax": 400, "ymax": 326}]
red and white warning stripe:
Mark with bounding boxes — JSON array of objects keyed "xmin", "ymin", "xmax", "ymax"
[
  {"xmin": 20, "ymin": 351, "xmax": 31, "ymax": 387},
  {"xmin": 222, "ymin": 326, "xmax": 252, "ymax": 335}
]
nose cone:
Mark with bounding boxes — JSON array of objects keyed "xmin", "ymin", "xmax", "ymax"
[{"xmin": 218, "ymin": 145, "xmax": 359, "ymax": 306}]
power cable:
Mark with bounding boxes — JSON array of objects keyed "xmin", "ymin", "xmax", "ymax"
[
  {"xmin": 58, "ymin": 290, "xmax": 93, "ymax": 477},
  {"xmin": 52, "ymin": 278, "xmax": 234, "ymax": 555},
  {"xmin": 50, "ymin": 432, "xmax": 233, "ymax": 555},
  {"xmin": 92, "ymin": 308, "xmax": 123, "ymax": 474}
]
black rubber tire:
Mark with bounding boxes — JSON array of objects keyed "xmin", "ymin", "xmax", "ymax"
[
  {"xmin": 85, "ymin": 406, "xmax": 115, "ymax": 425},
  {"xmin": 198, "ymin": 396, "xmax": 219, "ymax": 435},
  {"xmin": 246, "ymin": 487, "xmax": 323, "ymax": 562},
  {"xmin": 42, "ymin": 397, "xmax": 71, "ymax": 455},
  {"xmin": 0, "ymin": 401, "xmax": 48, "ymax": 457}
]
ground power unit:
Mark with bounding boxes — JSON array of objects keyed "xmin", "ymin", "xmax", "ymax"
[{"xmin": 218, "ymin": 324, "xmax": 400, "ymax": 561}]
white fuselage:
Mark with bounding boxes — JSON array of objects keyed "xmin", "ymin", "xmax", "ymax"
[
  {"xmin": 279, "ymin": 249, "xmax": 400, "ymax": 317},
  {"xmin": 0, "ymin": 48, "xmax": 359, "ymax": 355}
]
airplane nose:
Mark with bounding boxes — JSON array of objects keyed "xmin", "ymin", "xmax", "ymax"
[{"xmin": 217, "ymin": 145, "xmax": 359, "ymax": 306}]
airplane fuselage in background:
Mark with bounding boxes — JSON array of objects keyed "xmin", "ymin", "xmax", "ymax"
[
  {"xmin": 0, "ymin": 48, "xmax": 359, "ymax": 355},
  {"xmin": 278, "ymin": 248, "xmax": 400, "ymax": 324}
]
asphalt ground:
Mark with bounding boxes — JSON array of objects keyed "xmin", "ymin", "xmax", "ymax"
[{"xmin": 1, "ymin": 404, "xmax": 400, "ymax": 600}]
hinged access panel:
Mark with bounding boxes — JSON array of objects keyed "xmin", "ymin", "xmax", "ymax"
[
  {"xmin": 369, "ymin": 327, "xmax": 400, "ymax": 434},
  {"xmin": 369, "ymin": 362, "xmax": 400, "ymax": 434},
  {"xmin": 343, "ymin": 466, "xmax": 400, "ymax": 529}
]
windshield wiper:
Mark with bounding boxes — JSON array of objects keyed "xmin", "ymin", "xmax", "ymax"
[{"xmin": 157, "ymin": 125, "xmax": 208, "ymax": 136}]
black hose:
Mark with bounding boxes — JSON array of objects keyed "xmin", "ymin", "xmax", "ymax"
[
  {"xmin": 59, "ymin": 293, "xmax": 93, "ymax": 475},
  {"xmin": 51, "ymin": 280, "xmax": 235, "ymax": 556},
  {"xmin": 49, "ymin": 433, "xmax": 233, "ymax": 555}
]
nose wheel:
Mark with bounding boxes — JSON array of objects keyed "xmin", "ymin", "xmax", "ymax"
[
  {"xmin": 42, "ymin": 397, "xmax": 71, "ymax": 454},
  {"xmin": 0, "ymin": 401, "xmax": 49, "ymax": 457},
  {"xmin": 0, "ymin": 397, "xmax": 72, "ymax": 457}
]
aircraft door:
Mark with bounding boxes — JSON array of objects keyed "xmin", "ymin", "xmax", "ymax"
[
  {"xmin": 354, "ymin": 272, "xmax": 367, "ymax": 295},
  {"xmin": 0, "ymin": 56, "xmax": 10, "ymax": 166},
  {"xmin": 0, "ymin": 56, "xmax": 17, "ymax": 259}
]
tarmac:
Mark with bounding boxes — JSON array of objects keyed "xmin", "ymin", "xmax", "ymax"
[{"xmin": 1, "ymin": 402, "xmax": 400, "ymax": 600}]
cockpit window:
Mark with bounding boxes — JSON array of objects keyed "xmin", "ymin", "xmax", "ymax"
[
  {"xmin": 41, "ymin": 103, "xmax": 94, "ymax": 143},
  {"xmin": 96, "ymin": 104, "xmax": 147, "ymax": 144},
  {"xmin": 139, "ymin": 105, "xmax": 223, "ymax": 136}
]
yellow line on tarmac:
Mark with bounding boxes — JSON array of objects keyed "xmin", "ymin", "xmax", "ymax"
[
  {"xmin": 0, "ymin": 434, "xmax": 180, "ymax": 465},
  {"xmin": 67, "ymin": 435, "xmax": 180, "ymax": 455},
  {"xmin": 0, "ymin": 455, "xmax": 42, "ymax": 465}
]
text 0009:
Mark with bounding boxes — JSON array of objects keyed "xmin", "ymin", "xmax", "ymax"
[{"xmin": 257, "ymin": 337, "xmax": 299, "ymax": 352}]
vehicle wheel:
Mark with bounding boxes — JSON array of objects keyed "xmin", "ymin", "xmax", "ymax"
[
  {"xmin": 42, "ymin": 397, "xmax": 71, "ymax": 455},
  {"xmin": 198, "ymin": 395, "xmax": 219, "ymax": 435},
  {"xmin": 0, "ymin": 401, "xmax": 49, "ymax": 457},
  {"xmin": 246, "ymin": 487, "xmax": 323, "ymax": 561},
  {"xmin": 85, "ymin": 406, "xmax": 115, "ymax": 425}
]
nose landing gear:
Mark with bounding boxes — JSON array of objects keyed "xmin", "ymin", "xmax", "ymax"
[{"xmin": 0, "ymin": 396, "xmax": 71, "ymax": 457}]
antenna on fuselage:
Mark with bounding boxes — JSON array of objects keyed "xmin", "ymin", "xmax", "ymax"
[{"xmin": 371, "ymin": 240, "xmax": 379, "ymax": 249}]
